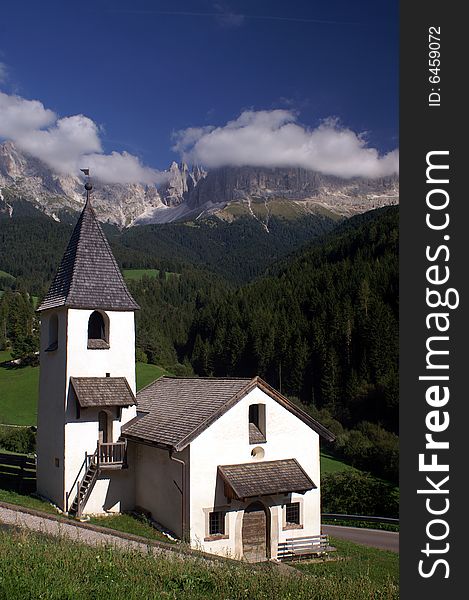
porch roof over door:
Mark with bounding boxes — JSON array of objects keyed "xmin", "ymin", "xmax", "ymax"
[
  {"xmin": 70, "ymin": 377, "xmax": 136, "ymax": 408},
  {"xmin": 218, "ymin": 459, "xmax": 316, "ymax": 500}
]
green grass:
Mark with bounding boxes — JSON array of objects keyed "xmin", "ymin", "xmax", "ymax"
[
  {"xmin": 123, "ymin": 269, "xmax": 180, "ymax": 282},
  {"xmin": 88, "ymin": 513, "xmax": 174, "ymax": 544},
  {"xmin": 0, "ymin": 361, "xmax": 165, "ymax": 426},
  {"xmin": 123, "ymin": 268, "xmax": 160, "ymax": 280},
  {"xmin": 320, "ymin": 451, "xmax": 357, "ymax": 475},
  {"xmin": 0, "ymin": 528, "xmax": 398, "ymax": 599},
  {"xmin": 135, "ymin": 362, "xmax": 168, "ymax": 390},
  {"xmin": 0, "ymin": 488, "xmax": 60, "ymax": 515},
  {"xmin": 296, "ymin": 536, "xmax": 399, "ymax": 589},
  {"xmin": 0, "ymin": 362, "xmax": 39, "ymax": 425},
  {"xmin": 0, "ymin": 465, "xmax": 174, "ymax": 542}
]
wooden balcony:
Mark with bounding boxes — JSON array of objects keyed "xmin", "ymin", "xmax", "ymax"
[{"xmin": 95, "ymin": 441, "xmax": 127, "ymax": 469}]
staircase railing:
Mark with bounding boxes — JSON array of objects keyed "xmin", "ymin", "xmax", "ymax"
[
  {"xmin": 66, "ymin": 441, "xmax": 127, "ymax": 515},
  {"xmin": 65, "ymin": 451, "xmax": 93, "ymax": 513},
  {"xmin": 76, "ymin": 457, "xmax": 99, "ymax": 518}
]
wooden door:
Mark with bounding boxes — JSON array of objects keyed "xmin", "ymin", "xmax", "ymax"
[
  {"xmin": 98, "ymin": 411, "xmax": 109, "ymax": 444},
  {"xmin": 242, "ymin": 502, "xmax": 269, "ymax": 562}
]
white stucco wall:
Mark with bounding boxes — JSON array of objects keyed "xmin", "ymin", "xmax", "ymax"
[
  {"xmin": 188, "ymin": 387, "xmax": 321, "ymax": 559},
  {"xmin": 38, "ymin": 307, "xmax": 137, "ymax": 513},
  {"xmin": 133, "ymin": 444, "xmax": 188, "ymax": 539},
  {"xmin": 64, "ymin": 309, "xmax": 137, "ymax": 514},
  {"xmin": 37, "ymin": 308, "xmax": 67, "ymax": 507}
]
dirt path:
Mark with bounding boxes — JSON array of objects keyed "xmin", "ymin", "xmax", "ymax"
[{"xmin": 0, "ymin": 501, "xmax": 211, "ymax": 562}]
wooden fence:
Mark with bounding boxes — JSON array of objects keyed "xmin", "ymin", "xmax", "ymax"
[{"xmin": 0, "ymin": 452, "xmax": 36, "ymax": 493}]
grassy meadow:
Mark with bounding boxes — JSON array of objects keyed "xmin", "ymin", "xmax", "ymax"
[
  {"xmin": 320, "ymin": 451, "xmax": 357, "ymax": 475},
  {"xmin": 0, "ymin": 354, "xmax": 39, "ymax": 426},
  {"xmin": 0, "ymin": 527, "xmax": 398, "ymax": 600},
  {"xmin": 123, "ymin": 268, "xmax": 160, "ymax": 280},
  {"xmin": 123, "ymin": 268, "xmax": 180, "ymax": 281}
]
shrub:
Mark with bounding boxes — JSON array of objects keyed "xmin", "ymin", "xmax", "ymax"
[
  {"xmin": 135, "ymin": 347, "xmax": 148, "ymax": 363},
  {"xmin": 0, "ymin": 426, "xmax": 36, "ymax": 454},
  {"xmin": 321, "ymin": 470, "xmax": 399, "ymax": 518}
]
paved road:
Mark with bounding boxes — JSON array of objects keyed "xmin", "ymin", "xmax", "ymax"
[{"xmin": 322, "ymin": 525, "xmax": 399, "ymax": 553}]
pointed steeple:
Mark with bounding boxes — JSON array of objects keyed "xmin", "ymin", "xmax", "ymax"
[{"xmin": 37, "ymin": 177, "xmax": 139, "ymax": 312}]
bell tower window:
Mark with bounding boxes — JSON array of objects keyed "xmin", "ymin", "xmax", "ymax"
[
  {"xmin": 87, "ymin": 311, "xmax": 110, "ymax": 349},
  {"xmin": 46, "ymin": 313, "xmax": 59, "ymax": 352}
]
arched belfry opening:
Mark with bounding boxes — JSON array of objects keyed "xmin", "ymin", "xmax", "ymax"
[{"xmin": 87, "ymin": 310, "xmax": 110, "ymax": 349}]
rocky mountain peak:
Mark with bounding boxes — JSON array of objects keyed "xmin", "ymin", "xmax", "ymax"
[{"xmin": 0, "ymin": 140, "xmax": 398, "ymax": 228}]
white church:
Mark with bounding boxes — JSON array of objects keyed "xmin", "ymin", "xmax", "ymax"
[{"xmin": 36, "ymin": 180, "xmax": 335, "ymax": 561}]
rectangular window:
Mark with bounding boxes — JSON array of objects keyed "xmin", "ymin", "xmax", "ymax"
[
  {"xmin": 285, "ymin": 502, "xmax": 301, "ymax": 526},
  {"xmin": 209, "ymin": 511, "xmax": 225, "ymax": 536},
  {"xmin": 249, "ymin": 404, "xmax": 259, "ymax": 428},
  {"xmin": 248, "ymin": 404, "xmax": 266, "ymax": 443}
]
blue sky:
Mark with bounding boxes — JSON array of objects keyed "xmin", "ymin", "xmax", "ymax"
[{"xmin": 0, "ymin": 0, "xmax": 398, "ymax": 180}]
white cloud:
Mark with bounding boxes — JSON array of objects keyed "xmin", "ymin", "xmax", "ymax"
[
  {"xmin": 84, "ymin": 151, "xmax": 169, "ymax": 185},
  {"xmin": 0, "ymin": 90, "xmax": 166, "ymax": 185},
  {"xmin": 171, "ymin": 126, "xmax": 215, "ymax": 154},
  {"xmin": 174, "ymin": 110, "xmax": 399, "ymax": 178},
  {"xmin": 0, "ymin": 91, "xmax": 56, "ymax": 138}
]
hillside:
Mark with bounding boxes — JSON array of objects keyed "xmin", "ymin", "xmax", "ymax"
[
  {"xmin": 0, "ymin": 527, "xmax": 398, "ymax": 599},
  {"xmin": 1, "ymin": 207, "xmax": 398, "ymax": 424},
  {"xmin": 0, "ymin": 206, "xmax": 338, "ymax": 292},
  {"xmin": 0, "ymin": 205, "xmax": 398, "ymax": 484},
  {"xmin": 184, "ymin": 206, "xmax": 398, "ymax": 428}
]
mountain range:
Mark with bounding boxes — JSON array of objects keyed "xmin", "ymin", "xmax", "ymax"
[{"xmin": 0, "ymin": 141, "xmax": 398, "ymax": 229}]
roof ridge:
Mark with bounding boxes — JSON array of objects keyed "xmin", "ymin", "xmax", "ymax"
[{"xmin": 160, "ymin": 376, "xmax": 253, "ymax": 381}]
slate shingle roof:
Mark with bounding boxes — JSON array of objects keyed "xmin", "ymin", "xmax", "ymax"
[
  {"xmin": 123, "ymin": 377, "xmax": 252, "ymax": 449},
  {"xmin": 37, "ymin": 199, "xmax": 139, "ymax": 312},
  {"xmin": 218, "ymin": 459, "xmax": 316, "ymax": 499},
  {"xmin": 70, "ymin": 377, "xmax": 136, "ymax": 408},
  {"xmin": 121, "ymin": 376, "xmax": 335, "ymax": 451}
]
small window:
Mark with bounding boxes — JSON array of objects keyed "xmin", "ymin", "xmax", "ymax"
[
  {"xmin": 209, "ymin": 511, "xmax": 225, "ymax": 536},
  {"xmin": 87, "ymin": 311, "xmax": 109, "ymax": 349},
  {"xmin": 46, "ymin": 313, "xmax": 58, "ymax": 352},
  {"xmin": 285, "ymin": 502, "xmax": 301, "ymax": 526},
  {"xmin": 248, "ymin": 404, "xmax": 266, "ymax": 444}
]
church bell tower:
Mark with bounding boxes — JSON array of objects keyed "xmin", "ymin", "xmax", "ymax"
[{"xmin": 36, "ymin": 176, "xmax": 140, "ymax": 515}]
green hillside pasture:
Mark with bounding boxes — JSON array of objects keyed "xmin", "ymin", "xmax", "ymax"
[
  {"xmin": 0, "ymin": 528, "xmax": 398, "ymax": 599},
  {"xmin": 123, "ymin": 269, "xmax": 180, "ymax": 281},
  {"xmin": 123, "ymin": 268, "xmax": 160, "ymax": 280},
  {"xmin": 135, "ymin": 362, "xmax": 168, "ymax": 390},
  {"xmin": 0, "ymin": 361, "xmax": 164, "ymax": 426},
  {"xmin": 296, "ymin": 537, "xmax": 398, "ymax": 590},
  {"xmin": 320, "ymin": 451, "xmax": 357, "ymax": 475},
  {"xmin": 0, "ymin": 362, "xmax": 39, "ymax": 425},
  {"xmin": 221, "ymin": 198, "xmax": 344, "ymax": 221}
]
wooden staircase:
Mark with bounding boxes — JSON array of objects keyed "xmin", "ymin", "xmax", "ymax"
[
  {"xmin": 68, "ymin": 460, "xmax": 98, "ymax": 517},
  {"xmin": 66, "ymin": 441, "xmax": 127, "ymax": 518}
]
